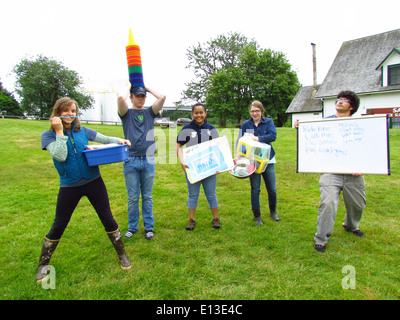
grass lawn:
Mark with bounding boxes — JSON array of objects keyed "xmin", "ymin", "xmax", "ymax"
[{"xmin": 0, "ymin": 118, "xmax": 399, "ymax": 300}]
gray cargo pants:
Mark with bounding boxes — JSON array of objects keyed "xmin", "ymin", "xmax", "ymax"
[{"xmin": 314, "ymin": 174, "xmax": 366, "ymax": 245}]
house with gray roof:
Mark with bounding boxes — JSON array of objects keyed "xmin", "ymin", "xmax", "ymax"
[
  {"xmin": 287, "ymin": 29, "xmax": 400, "ymax": 128},
  {"xmin": 285, "ymin": 84, "xmax": 323, "ymax": 123}
]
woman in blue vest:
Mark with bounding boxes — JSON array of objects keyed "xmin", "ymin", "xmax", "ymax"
[{"xmin": 36, "ymin": 97, "xmax": 132, "ymax": 283}]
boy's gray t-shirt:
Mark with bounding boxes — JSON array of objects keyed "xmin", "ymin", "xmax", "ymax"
[{"xmin": 120, "ymin": 107, "xmax": 157, "ymax": 156}]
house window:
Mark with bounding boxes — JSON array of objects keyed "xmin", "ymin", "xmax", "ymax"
[{"xmin": 388, "ymin": 64, "xmax": 400, "ymax": 85}]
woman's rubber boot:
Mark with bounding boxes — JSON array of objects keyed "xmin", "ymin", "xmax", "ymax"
[
  {"xmin": 269, "ymin": 204, "xmax": 280, "ymax": 221},
  {"xmin": 36, "ymin": 238, "xmax": 59, "ymax": 283},
  {"xmin": 252, "ymin": 208, "xmax": 263, "ymax": 226},
  {"xmin": 107, "ymin": 229, "xmax": 132, "ymax": 270}
]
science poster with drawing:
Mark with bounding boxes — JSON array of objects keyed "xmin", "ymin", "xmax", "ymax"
[{"xmin": 183, "ymin": 136, "xmax": 234, "ymax": 184}]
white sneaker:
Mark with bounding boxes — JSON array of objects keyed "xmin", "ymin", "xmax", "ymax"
[
  {"xmin": 124, "ymin": 230, "xmax": 135, "ymax": 238},
  {"xmin": 145, "ymin": 231, "xmax": 154, "ymax": 240}
]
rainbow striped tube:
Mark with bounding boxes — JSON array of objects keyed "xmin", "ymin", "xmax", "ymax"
[{"xmin": 126, "ymin": 29, "xmax": 144, "ymax": 88}]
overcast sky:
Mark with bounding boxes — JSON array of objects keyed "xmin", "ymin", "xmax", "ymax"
[{"xmin": 1, "ymin": 0, "xmax": 399, "ymax": 106}]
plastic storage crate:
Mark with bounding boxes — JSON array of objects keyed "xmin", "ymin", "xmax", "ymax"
[
  {"xmin": 236, "ymin": 136, "xmax": 271, "ymax": 173},
  {"xmin": 83, "ymin": 144, "xmax": 129, "ymax": 166}
]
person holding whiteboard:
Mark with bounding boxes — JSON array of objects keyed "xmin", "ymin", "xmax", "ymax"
[
  {"xmin": 239, "ymin": 100, "xmax": 280, "ymax": 225},
  {"xmin": 296, "ymin": 90, "xmax": 366, "ymax": 253}
]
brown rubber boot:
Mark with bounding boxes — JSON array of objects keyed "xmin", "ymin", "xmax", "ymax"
[
  {"xmin": 36, "ymin": 238, "xmax": 59, "ymax": 283},
  {"xmin": 107, "ymin": 229, "xmax": 132, "ymax": 270}
]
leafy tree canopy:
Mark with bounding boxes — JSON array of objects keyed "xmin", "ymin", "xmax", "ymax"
[
  {"xmin": 182, "ymin": 32, "xmax": 301, "ymax": 126},
  {"xmin": 12, "ymin": 55, "xmax": 94, "ymax": 118},
  {"xmin": 0, "ymin": 78, "xmax": 22, "ymax": 116},
  {"xmin": 182, "ymin": 32, "xmax": 258, "ymax": 104}
]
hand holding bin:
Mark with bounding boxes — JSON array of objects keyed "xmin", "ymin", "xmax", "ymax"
[
  {"xmin": 83, "ymin": 144, "xmax": 129, "ymax": 166},
  {"xmin": 228, "ymin": 156, "xmax": 256, "ymax": 179},
  {"xmin": 236, "ymin": 135, "xmax": 271, "ymax": 174}
]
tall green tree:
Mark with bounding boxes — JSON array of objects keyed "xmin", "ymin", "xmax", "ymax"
[
  {"xmin": 238, "ymin": 45, "xmax": 301, "ymax": 126},
  {"xmin": 205, "ymin": 44, "xmax": 301, "ymax": 126},
  {"xmin": 182, "ymin": 32, "xmax": 258, "ymax": 104},
  {"xmin": 12, "ymin": 55, "xmax": 94, "ymax": 118},
  {"xmin": 183, "ymin": 33, "xmax": 301, "ymax": 126},
  {"xmin": 0, "ymin": 79, "xmax": 22, "ymax": 116}
]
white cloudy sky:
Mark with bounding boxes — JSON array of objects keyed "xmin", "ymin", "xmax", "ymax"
[{"xmin": 1, "ymin": 0, "xmax": 399, "ymax": 106}]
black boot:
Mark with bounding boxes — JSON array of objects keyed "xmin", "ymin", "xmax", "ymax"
[
  {"xmin": 252, "ymin": 208, "xmax": 263, "ymax": 226},
  {"xmin": 269, "ymin": 204, "xmax": 280, "ymax": 221},
  {"xmin": 107, "ymin": 229, "xmax": 132, "ymax": 270},
  {"xmin": 36, "ymin": 238, "xmax": 59, "ymax": 283}
]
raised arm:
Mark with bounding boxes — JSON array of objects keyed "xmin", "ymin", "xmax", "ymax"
[
  {"xmin": 117, "ymin": 94, "xmax": 129, "ymax": 117},
  {"xmin": 116, "ymin": 81, "xmax": 131, "ymax": 117},
  {"xmin": 147, "ymin": 87, "xmax": 166, "ymax": 116}
]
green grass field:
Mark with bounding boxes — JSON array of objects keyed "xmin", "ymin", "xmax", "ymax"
[{"xmin": 0, "ymin": 118, "xmax": 399, "ymax": 300}]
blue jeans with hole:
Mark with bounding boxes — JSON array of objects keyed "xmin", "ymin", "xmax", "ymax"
[{"xmin": 123, "ymin": 156, "xmax": 156, "ymax": 232}]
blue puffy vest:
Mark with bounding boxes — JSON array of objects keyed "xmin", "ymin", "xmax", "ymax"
[{"xmin": 51, "ymin": 124, "xmax": 100, "ymax": 184}]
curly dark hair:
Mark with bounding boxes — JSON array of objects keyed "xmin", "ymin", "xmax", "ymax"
[{"xmin": 337, "ymin": 90, "xmax": 360, "ymax": 115}]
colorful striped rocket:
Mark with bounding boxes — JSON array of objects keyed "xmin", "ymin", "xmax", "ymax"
[{"xmin": 126, "ymin": 29, "xmax": 144, "ymax": 88}]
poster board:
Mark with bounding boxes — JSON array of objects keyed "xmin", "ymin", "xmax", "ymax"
[
  {"xmin": 183, "ymin": 136, "xmax": 234, "ymax": 184},
  {"xmin": 297, "ymin": 115, "xmax": 390, "ymax": 175}
]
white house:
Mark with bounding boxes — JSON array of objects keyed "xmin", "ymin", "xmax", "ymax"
[{"xmin": 287, "ymin": 29, "xmax": 400, "ymax": 128}]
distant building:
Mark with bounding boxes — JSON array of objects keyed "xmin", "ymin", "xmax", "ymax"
[
  {"xmin": 285, "ymin": 84, "xmax": 323, "ymax": 123},
  {"xmin": 79, "ymin": 80, "xmax": 190, "ymax": 124},
  {"xmin": 79, "ymin": 80, "xmax": 123, "ymax": 124},
  {"xmin": 287, "ymin": 29, "xmax": 400, "ymax": 128}
]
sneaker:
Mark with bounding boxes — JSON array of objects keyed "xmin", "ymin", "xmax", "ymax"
[
  {"xmin": 212, "ymin": 218, "xmax": 221, "ymax": 229},
  {"xmin": 314, "ymin": 244, "xmax": 326, "ymax": 253},
  {"xmin": 343, "ymin": 225, "xmax": 366, "ymax": 237},
  {"xmin": 352, "ymin": 229, "xmax": 366, "ymax": 237},
  {"xmin": 124, "ymin": 230, "xmax": 136, "ymax": 238},
  {"xmin": 186, "ymin": 218, "xmax": 196, "ymax": 230},
  {"xmin": 145, "ymin": 231, "xmax": 154, "ymax": 240}
]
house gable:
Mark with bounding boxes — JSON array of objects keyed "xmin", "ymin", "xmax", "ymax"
[
  {"xmin": 315, "ymin": 29, "xmax": 400, "ymax": 98},
  {"xmin": 286, "ymin": 85, "xmax": 323, "ymax": 114},
  {"xmin": 376, "ymin": 48, "xmax": 400, "ymax": 87},
  {"xmin": 376, "ymin": 48, "xmax": 400, "ymax": 70}
]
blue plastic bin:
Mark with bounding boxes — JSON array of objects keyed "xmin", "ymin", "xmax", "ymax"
[{"xmin": 83, "ymin": 144, "xmax": 129, "ymax": 166}]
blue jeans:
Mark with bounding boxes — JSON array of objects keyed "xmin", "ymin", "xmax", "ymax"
[
  {"xmin": 186, "ymin": 173, "xmax": 218, "ymax": 210},
  {"xmin": 123, "ymin": 156, "xmax": 156, "ymax": 232},
  {"xmin": 249, "ymin": 164, "xmax": 277, "ymax": 209}
]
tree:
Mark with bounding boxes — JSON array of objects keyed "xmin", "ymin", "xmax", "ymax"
[
  {"xmin": 205, "ymin": 67, "xmax": 250, "ymax": 126},
  {"xmin": 236, "ymin": 45, "xmax": 301, "ymax": 126},
  {"xmin": 182, "ymin": 32, "xmax": 258, "ymax": 104},
  {"xmin": 205, "ymin": 44, "xmax": 300, "ymax": 126},
  {"xmin": 0, "ymin": 79, "xmax": 22, "ymax": 117},
  {"xmin": 183, "ymin": 33, "xmax": 301, "ymax": 127},
  {"xmin": 12, "ymin": 55, "xmax": 94, "ymax": 118}
]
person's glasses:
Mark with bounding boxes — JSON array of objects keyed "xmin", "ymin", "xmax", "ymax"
[
  {"xmin": 250, "ymin": 110, "xmax": 261, "ymax": 113},
  {"xmin": 335, "ymin": 98, "xmax": 350, "ymax": 104}
]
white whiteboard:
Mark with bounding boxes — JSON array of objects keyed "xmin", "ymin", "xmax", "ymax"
[{"xmin": 297, "ymin": 115, "xmax": 390, "ymax": 175}]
